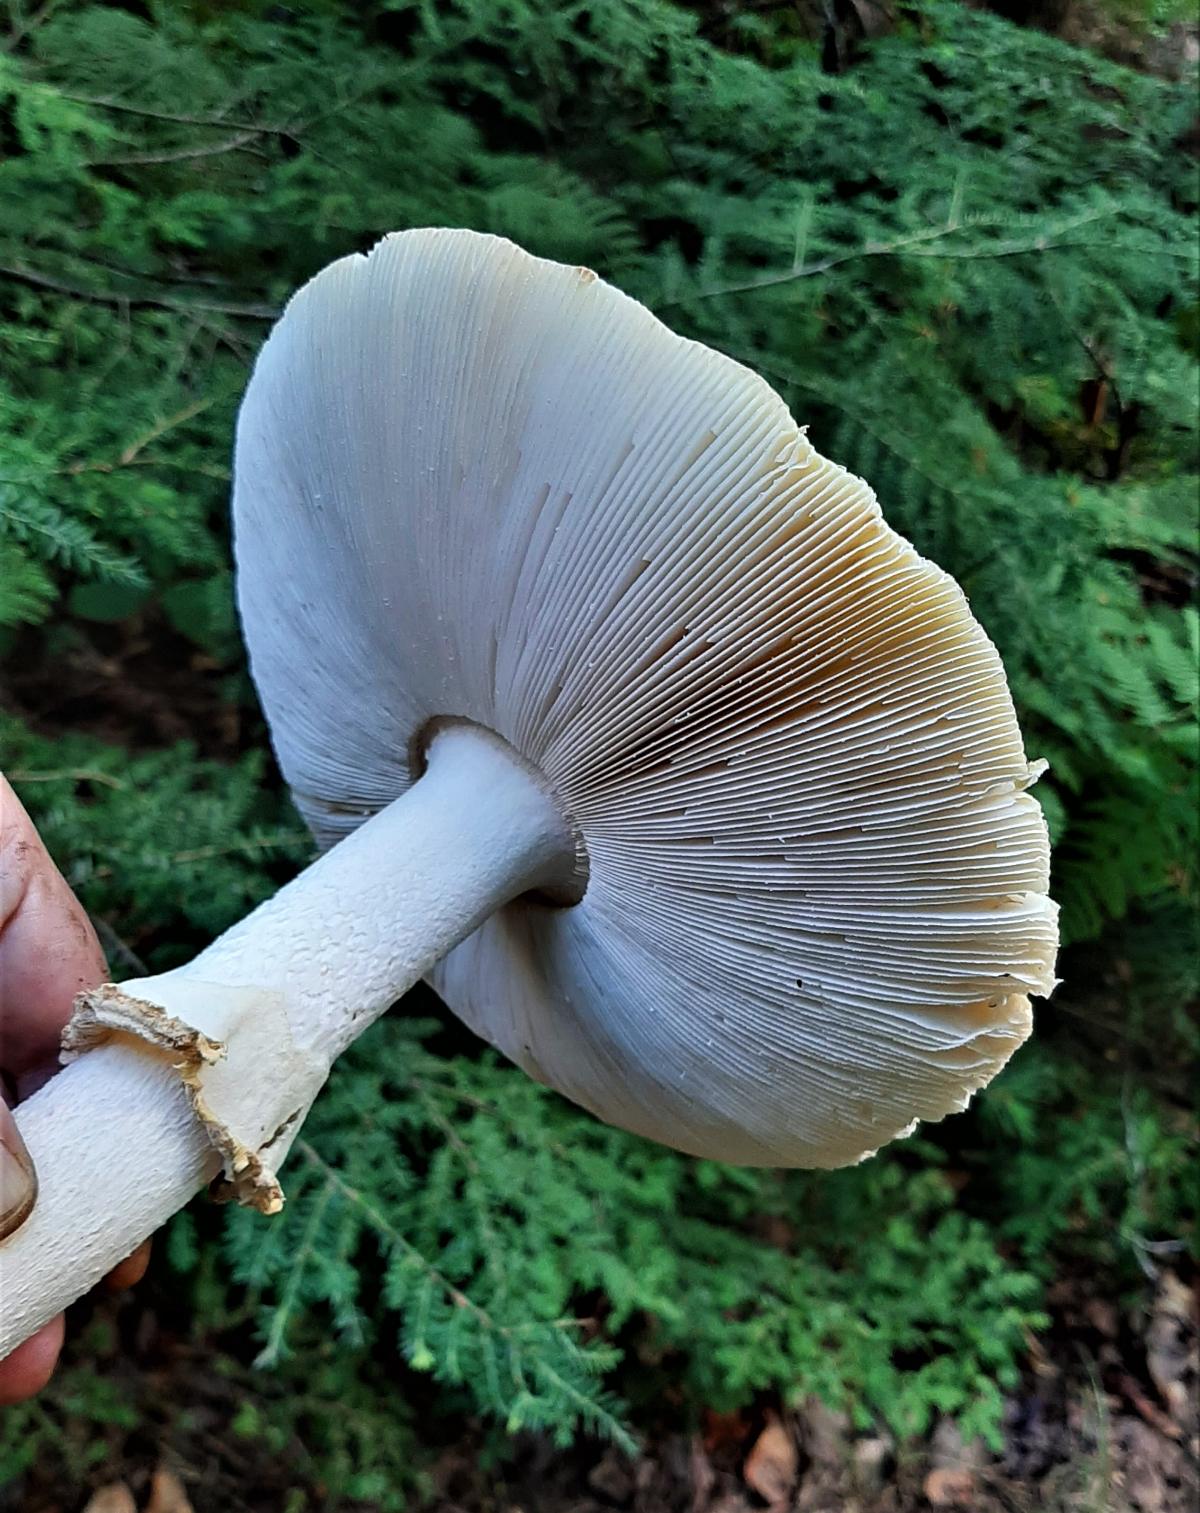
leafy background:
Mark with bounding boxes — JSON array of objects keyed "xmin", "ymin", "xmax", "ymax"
[{"xmin": 0, "ymin": 0, "xmax": 1196, "ymax": 1508}]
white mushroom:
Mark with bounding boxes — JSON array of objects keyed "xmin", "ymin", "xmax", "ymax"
[{"xmin": 0, "ymin": 229, "xmax": 1057, "ymax": 1358}]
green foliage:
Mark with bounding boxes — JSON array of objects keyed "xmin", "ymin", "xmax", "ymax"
[
  {"xmin": 0, "ymin": 1321, "xmax": 141, "ymax": 1488},
  {"xmin": 219, "ymin": 1343, "xmax": 427, "ymax": 1510},
  {"xmin": 0, "ymin": 714, "xmax": 309, "ymax": 967},
  {"xmin": 211, "ymin": 1017, "xmax": 1043, "ymax": 1450},
  {"xmin": 978, "ymin": 1048, "xmax": 1198, "ymax": 1281},
  {"xmin": 0, "ymin": 0, "xmax": 1195, "ymax": 1485},
  {"xmin": 0, "ymin": 1310, "xmax": 426, "ymax": 1511}
]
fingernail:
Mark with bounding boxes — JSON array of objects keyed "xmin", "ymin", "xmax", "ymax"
[{"xmin": 0, "ymin": 1104, "xmax": 37, "ymax": 1239}]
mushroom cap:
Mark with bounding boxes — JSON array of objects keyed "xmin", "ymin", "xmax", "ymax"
[{"xmin": 233, "ymin": 228, "xmax": 1058, "ymax": 1168}]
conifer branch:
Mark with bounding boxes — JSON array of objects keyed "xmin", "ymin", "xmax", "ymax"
[
  {"xmin": 290, "ymin": 1139, "xmax": 598, "ymax": 1346},
  {"xmin": 255, "ymin": 1176, "xmax": 338, "ymax": 1369}
]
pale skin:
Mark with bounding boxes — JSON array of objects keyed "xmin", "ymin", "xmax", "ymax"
[{"xmin": 0, "ymin": 776, "xmax": 149, "ymax": 1404}]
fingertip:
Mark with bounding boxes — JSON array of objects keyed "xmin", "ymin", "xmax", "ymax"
[
  {"xmin": 0, "ymin": 1098, "xmax": 37, "ymax": 1240},
  {"xmin": 0, "ymin": 1313, "xmax": 64, "ymax": 1405},
  {"xmin": 104, "ymin": 1240, "xmax": 152, "ymax": 1293},
  {"xmin": 0, "ymin": 777, "xmax": 109, "ymax": 1071}
]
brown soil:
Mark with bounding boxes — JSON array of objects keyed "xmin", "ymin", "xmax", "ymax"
[{"xmin": 2, "ymin": 613, "xmax": 252, "ymax": 761}]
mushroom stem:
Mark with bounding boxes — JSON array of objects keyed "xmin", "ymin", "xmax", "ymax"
[{"xmin": 0, "ymin": 723, "xmax": 576, "ymax": 1359}]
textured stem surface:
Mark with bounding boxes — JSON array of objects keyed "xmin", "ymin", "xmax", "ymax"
[{"xmin": 0, "ymin": 725, "xmax": 574, "ymax": 1357}]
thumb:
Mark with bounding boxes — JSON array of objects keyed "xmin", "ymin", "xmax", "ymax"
[{"xmin": 0, "ymin": 1095, "xmax": 36, "ymax": 1240}]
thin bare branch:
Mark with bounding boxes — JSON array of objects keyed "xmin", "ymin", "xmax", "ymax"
[
  {"xmin": 0, "ymin": 262, "xmax": 279, "ymax": 320},
  {"xmin": 76, "ymin": 831, "xmax": 305, "ymax": 883},
  {"xmin": 3, "ymin": 0, "xmax": 64, "ymax": 53},
  {"xmin": 84, "ymin": 130, "xmax": 268, "ymax": 169},
  {"xmin": 55, "ymin": 90, "xmax": 301, "ymax": 140},
  {"xmin": 90, "ymin": 917, "xmax": 149, "ymax": 978},
  {"xmin": 7, "ymin": 766, "xmax": 125, "ymax": 789},
  {"xmin": 115, "ymin": 397, "xmax": 216, "ymax": 465},
  {"xmin": 662, "ymin": 206, "xmax": 1117, "ymax": 306}
]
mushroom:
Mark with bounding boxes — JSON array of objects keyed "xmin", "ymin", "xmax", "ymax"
[{"xmin": 0, "ymin": 229, "xmax": 1057, "ymax": 1357}]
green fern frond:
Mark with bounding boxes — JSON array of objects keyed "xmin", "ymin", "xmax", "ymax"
[{"xmin": 0, "ymin": 485, "xmax": 146, "ymax": 588}]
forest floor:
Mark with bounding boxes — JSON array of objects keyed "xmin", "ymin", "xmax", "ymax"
[
  {"xmin": 430, "ymin": 1271, "xmax": 1200, "ymax": 1513},
  {"xmin": 6, "ymin": 1255, "xmax": 1195, "ymax": 1513}
]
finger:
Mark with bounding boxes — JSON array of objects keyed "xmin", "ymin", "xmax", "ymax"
[
  {"xmin": 0, "ymin": 1315, "xmax": 64, "ymax": 1405},
  {"xmin": 104, "ymin": 1240, "xmax": 152, "ymax": 1293},
  {"xmin": 0, "ymin": 775, "xmax": 108, "ymax": 1075},
  {"xmin": 0, "ymin": 1096, "xmax": 37, "ymax": 1239}
]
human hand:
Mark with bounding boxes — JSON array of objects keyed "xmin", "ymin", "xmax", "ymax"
[{"xmin": 0, "ymin": 775, "xmax": 150, "ymax": 1403}]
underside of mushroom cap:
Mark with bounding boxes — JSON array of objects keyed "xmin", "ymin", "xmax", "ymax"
[{"xmin": 233, "ymin": 227, "xmax": 1058, "ymax": 1168}]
